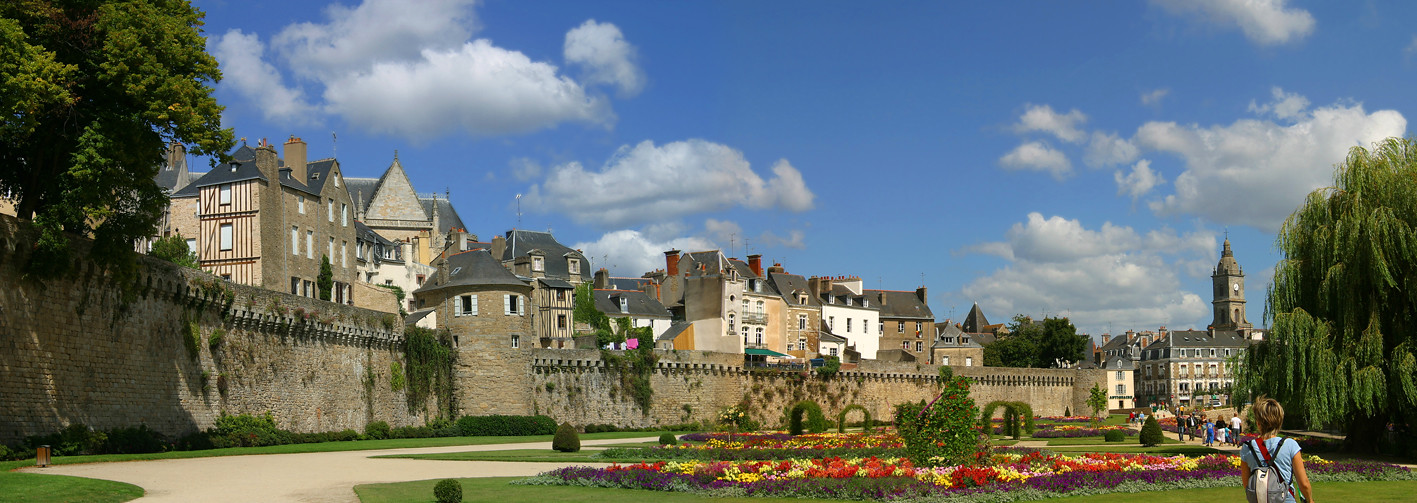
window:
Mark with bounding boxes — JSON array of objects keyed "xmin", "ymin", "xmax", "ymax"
[
  {"xmin": 1116, "ymin": 371, "xmax": 1124, "ymax": 380},
  {"xmin": 218, "ymin": 223, "xmax": 233, "ymax": 251},
  {"xmin": 1225, "ymin": 348, "xmax": 1232, "ymax": 357},
  {"xmin": 901, "ymin": 341, "xmax": 909, "ymax": 350},
  {"xmin": 568, "ymin": 258, "xmax": 580, "ymax": 275},
  {"xmin": 341, "ymin": 241, "xmax": 347, "ymax": 267},
  {"xmin": 511, "ymin": 335, "xmax": 520, "ymax": 348},
  {"xmin": 556, "ymin": 289, "xmax": 566, "ymax": 302},
  {"xmin": 356, "ymin": 241, "xmax": 363, "ymax": 259},
  {"xmin": 898, "ymin": 321, "xmax": 905, "ymax": 333},
  {"xmin": 328, "ymin": 237, "xmax": 334, "ymax": 262},
  {"xmin": 557, "ymin": 314, "xmax": 567, "ymax": 329},
  {"xmin": 292, "ymin": 227, "xmax": 299, "ymax": 255},
  {"xmin": 742, "ymin": 299, "xmax": 750, "ymax": 315},
  {"xmin": 341, "ymin": 203, "xmax": 348, "ymax": 226},
  {"xmin": 798, "ymin": 315, "xmax": 807, "ymax": 330},
  {"xmin": 221, "ymin": 273, "xmax": 231, "ymax": 280},
  {"xmin": 457, "ymin": 295, "xmax": 477, "ymax": 316},
  {"xmin": 742, "ymin": 325, "xmax": 749, "ymax": 343},
  {"xmin": 185, "ymin": 238, "xmax": 197, "ymax": 254},
  {"xmin": 306, "ymin": 231, "xmax": 313, "ymax": 259},
  {"xmin": 298, "ymin": 195, "xmax": 305, "ymax": 213},
  {"xmin": 531, "ymin": 256, "xmax": 544, "ymax": 272},
  {"xmin": 879, "ymin": 322, "xmax": 883, "ymax": 335},
  {"xmin": 755, "ymin": 327, "xmax": 763, "ymax": 345},
  {"xmin": 798, "ymin": 338, "xmax": 807, "ymax": 351},
  {"xmin": 942, "ymin": 356, "xmax": 950, "ymax": 365},
  {"xmin": 1116, "ymin": 384, "xmax": 1126, "ymax": 395},
  {"xmin": 846, "ymin": 318, "xmax": 852, "ymax": 333},
  {"xmin": 619, "ymin": 297, "xmax": 629, "ymax": 313},
  {"xmin": 965, "ymin": 357, "xmax": 973, "ymax": 367},
  {"xmin": 828, "ymin": 316, "xmax": 835, "ymax": 330},
  {"xmin": 916, "ymin": 341, "xmax": 923, "ymax": 352},
  {"xmin": 327, "ymin": 198, "xmax": 334, "ymax": 221},
  {"xmin": 219, "ymin": 184, "xmax": 231, "ymax": 205},
  {"xmin": 291, "ymin": 277, "xmax": 299, "ymax": 294},
  {"xmin": 916, "ymin": 322, "xmax": 923, "ymax": 334},
  {"xmin": 1210, "ymin": 348, "xmax": 1217, "ymax": 358},
  {"xmin": 728, "ymin": 314, "xmax": 735, "ymax": 331},
  {"xmin": 829, "ymin": 347, "xmax": 838, "ymax": 357},
  {"xmin": 756, "ymin": 300, "xmax": 764, "ymax": 315}
]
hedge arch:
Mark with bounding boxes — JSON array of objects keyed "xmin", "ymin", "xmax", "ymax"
[
  {"xmin": 837, "ymin": 404, "xmax": 873, "ymax": 433},
  {"xmin": 980, "ymin": 401, "xmax": 1036, "ymax": 439},
  {"xmin": 788, "ymin": 400, "xmax": 829, "ymax": 435}
]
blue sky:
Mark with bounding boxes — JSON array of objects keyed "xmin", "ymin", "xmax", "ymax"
[{"xmin": 193, "ymin": 0, "xmax": 1415, "ymax": 339}]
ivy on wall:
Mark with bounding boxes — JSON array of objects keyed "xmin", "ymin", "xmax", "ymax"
[{"xmin": 404, "ymin": 326, "xmax": 455, "ymax": 418}]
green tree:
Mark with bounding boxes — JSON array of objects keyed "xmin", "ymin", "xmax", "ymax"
[
  {"xmin": 1244, "ymin": 137, "xmax": 1417, "ymax": 453},
  {"xmin": 317, "ymin": 254, "xmax": 333, "ymax": 301},
  {"xmin": 1, "ymin": 1, "xmax": 233, "ymax": 276},
  {"xmin": 982, "ymin": 315, "xmax": 1085, "ymax": 368},
  {"xmin": 148, "ymin": 233, "xmax": 196, "ymax": 268},
  {"xmin": 1087, "ymin": 383, "xmax": 1108, "ymax": 426},
  {"xmin": 1034, "ymin": 316, "xmax": 1086, "ymax": 367},
  {"xmin": 982, "ymin": 331, "xmax": 1039, "ymax": 367}
]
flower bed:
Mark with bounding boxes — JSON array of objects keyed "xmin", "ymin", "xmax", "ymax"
[
  {"xmin": 523, "ymin": 451, "xmax": 1415, "ymax": 501},
  {"xmin": 1035, "ymin": 416, "xmax": 1095, "ymax": 423},
  {"xmin": 1029, "ymin": 425, "xmax": 1137, "ymax": 438},
  {"xmin": 602, "ymin": 432, "xmax": 907, "ymax": 461}
]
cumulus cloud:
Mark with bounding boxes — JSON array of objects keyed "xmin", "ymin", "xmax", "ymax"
[
  {"xmin": 758, "ymin": 229, "xmax": 807, "ymax": 249},
  {"xmin": 999, "ymin": 141, "xmax": 1072, "ymax": 179},
  {"xmin": 704, "ymin": 218, "xmax": 743, "ymax": 245},
  {"xmin": 1136, "ymin": 92, "xmax": 1405, "ymax": 230},
  {"xmin": 509, "ymin": 157, "xmax": 543, "ymax": 182},
  {"xmin": 209, "ymin": 30, "xmax": 318, "ymax": 124},
  {"xmin": 962, "ymin": 213, "xmax": 1215, "ymax": 335},
  {"xmin": 323, "ymin": 40, "xmax": 611, "ymax": 138},
  {"xmin": 1013, "ymin": 104, "xmax": 1088, "ymax": 143},
  {"xmin": 572, "ymin": 230, "xmax": 714, "ymax": 276},
  {"xmin": 1247, "ymin": 86, "xmax": 1310, "ymax": 121},
  {"xmin": 565, "ymin": 19, "xmax": 645, "ymax": 97},
  {"xmin": 527, "ymin": 139, "xmax": 816, "ymax": 227},
  {"xmin": 210, "ymin": 0, "xmax": 637, "ymax": 140},
  {"xmin": 1084, "ymin": 131, "xmax": 1141, "ymax": 168},
  {"xmin": 1115, "ymin": 159, "xmax": 1166, "ymax": 200},
  {"xmin": 1141, "ymin": 88, "xmax": 1171, "ymax": 106},
  {"xmin": 1152, "ymin": 0, "xmax": 1316, "ymax": 46}
]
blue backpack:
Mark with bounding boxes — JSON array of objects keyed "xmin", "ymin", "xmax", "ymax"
[{"xmin": 1245, "ymin": 437, "xmax": 1297, "ymax": 503}]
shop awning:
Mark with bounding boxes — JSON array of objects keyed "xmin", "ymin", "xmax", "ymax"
[{"xmin": 745, "ymin": 348, "xmax": 790, "ymax": 357}]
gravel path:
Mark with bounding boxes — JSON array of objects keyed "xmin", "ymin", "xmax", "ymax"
[{"xmin": 16, "ymin": 437, "xmax": 653, "ymax": 503}]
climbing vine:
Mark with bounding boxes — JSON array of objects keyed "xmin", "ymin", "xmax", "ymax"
[{"xmin": 404, "ymin": 326, "xmax": 455, "ymax": 418}]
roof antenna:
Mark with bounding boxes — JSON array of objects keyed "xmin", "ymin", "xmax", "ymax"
[
  {"xmin": 515, "ymin": 193, "xmax": 522, "ymax": 227},
  {"xmin": 331, "ymin": 132, "xmax": 337, "ymax": 158}
]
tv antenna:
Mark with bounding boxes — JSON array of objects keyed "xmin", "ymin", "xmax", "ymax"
[{"xmin": 515, "ymin": 193, "xmax": 522, "ymax": 227}]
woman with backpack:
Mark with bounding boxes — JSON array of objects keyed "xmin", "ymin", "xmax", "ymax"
[{"xmin": 1239, "ymin": 396, "xmax": 1313, "ymax": 503}]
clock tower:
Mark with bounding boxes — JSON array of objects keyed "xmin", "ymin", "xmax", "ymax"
[{"xmin": 1211, "ymin": 238, "xmax": 1251, "ymax": 331}]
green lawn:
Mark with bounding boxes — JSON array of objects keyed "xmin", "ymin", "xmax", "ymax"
[
  {"xmin": 377, "ymin": 449, "xmax": 614, "ymax": 464},
  {"xmin": 355, "ymin": 477, "xmax": 1417, "ymax": 503},
  {"xmin": 0, "ymin": 472, "xmax": 143, "ymax": 503}
]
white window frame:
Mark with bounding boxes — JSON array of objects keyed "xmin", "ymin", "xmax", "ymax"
[
  {"xmin": 306, "ymin": 230, "xmax": 313, "ymax": 259},
  {"xmin": 798, "ymin": 314, "xmax": 807, "ymax": 331},
  {"xmin": 942, "ymin": 355, "xmax": 951, "ymax": 365},
  {"xmin": 185, "ymin": 238, "xmax": 197, "ymax": 255},
  {"xmin": 341, "ymin": 203, "xmax": 348, "ymax": 226},
  {"xmin": 219, "ymin": 184, "xmax": 231, "ymax": 205},
  {"xmin": 456, "ymin": 294, "xmax": 477, "ymax": 316},
  {"xmin": 341, "ymin": 241, "xmax": 347, "ymax": 268},
  {"xmin": 511, "ymin": 334, "xmax": 520, "ymax": 349},
  {"xmin": 298, "ymin": 195, "xmax": 305, "ymax": 214},
  {"xmin": 531, "ymin": 256, "xmax": 544, "ymax": 272},
  {"xmin": 291, "ymin": 226, "xmax": 299, "ymax": 255},
  {"xmin": 328, "ymin": 237, "xmax": 334, "ymax": 263},
  {"xmin": 965, "ymin": 357, "xmax": 973, "ymax": 367},
  {"xmin": 568, "ymin": 258, "xmax": 580, "ymax": 275},
  {"xmin": 327, "ymin": 198, "xmax": 334, "ymax": 222},
  {"xmin": 218, "ymin": 223, "xmax": 233, "ymax": 251}
]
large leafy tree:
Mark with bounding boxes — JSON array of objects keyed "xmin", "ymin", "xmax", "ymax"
[
  {"xmin": 1, "ymin": 0, "xmax": 232, "ymax": 274},
  {"xmin": 1242, "ymin": 137, "xmax": 1417, "ymax": 453},
  {"xmin": 983, "ymin": 315, "xmax": 1085, "ymax": 368}
]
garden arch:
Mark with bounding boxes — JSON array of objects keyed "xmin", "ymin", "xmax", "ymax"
[
  {"xmin": 836, "ymin": 404, "xmax": 872, "ymax": 433},
  {"xmin": 980, "ymin": 401, "xmax": 1036, "ymax": 439},
  {"xmin": 788, "ymin": 400, "xmax": 828, "ymax": 435}
]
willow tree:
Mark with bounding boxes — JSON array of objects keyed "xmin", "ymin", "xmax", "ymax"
[{"xmin": 1244, "ymin": 137, "xmax": 1417, "ymax": 452}]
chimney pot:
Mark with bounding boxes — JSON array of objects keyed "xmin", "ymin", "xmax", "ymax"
[{"xmin": 665, "ymin": 249, "xmax": 681, "ymax": 276}]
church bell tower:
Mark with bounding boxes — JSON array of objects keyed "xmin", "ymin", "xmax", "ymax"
[{"xmin": 1211, "ymin": 239, "xmax": 1251, "ymax": 331}]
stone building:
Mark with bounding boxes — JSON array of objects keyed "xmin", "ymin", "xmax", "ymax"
[
  {"xmin": 809, "ymin": 275, "xmax": 880, "ymax": 360},
  {"xmin": 166, "ymin": 138, "xmax": 357, "ymax": 302},
  {"xmin": 412, "ymin": 248, "xmax": 534, "ymax": 350},
  {"xmin": 345, "ymin": 152, "xmax": 467, "ymax": 271},
  {"xmin": 1210, "ymin": 238, "xmax": 1253, "ymax": 332},
  {"xmin": 591, "ymin": 287, "xmax": 674, "ymax": 342},
  {"xmin": 730, "ymin": 255, "xmax": 789, "ymax": 357},
  {"xmin": 868, "ymin": 287, "xmax": 934, "ymax": 362},
  {"xmin": 1099, "ymin": 355, "xmax": 1135, "ymax": 411},
  {"xmin": 490, "ymin": 229, "xmax": 589, "ymax": 348},
  {"xmin": 932, "ymin": 323, "xmax": 984, "ymax": 367},
  {"xmin": 768, "ymin": 267, "xmax": 828, "ymax": 360},
  {"xmin": 644, "ymin": 249, "xmax": 747, "ymax": 353}
]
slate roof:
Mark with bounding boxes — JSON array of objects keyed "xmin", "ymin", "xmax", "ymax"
[
  {"xmin": 171, "ymin": 158, "xmax": 265, "ymax": 198},
  {"xmin": 413, "ymin": 249, "xmax": 529, "ymax": 295},
  {"xmin": 405, "ymin": 309, "xmax": 434, "ymax": 326},
  {"xmin": 344, "ymin": 177, "xmax": 380, "ymax": 212},
  {"xmin": 933, "ymin": 324, "xmax": 983, "ymax": 349},
  {"xmin": 768, "ymin": 272, "xmax": 820, "ymax": 308},
  {"xmin": 680, "ymin": 250, "xmax": 729, "ymax": 276},
  {"xmin": 1099, "ymin": 334, "xmax": 1132, "ymax": 352},
  {"xmin": 728, "ymin": 259, "xmax": 758, "ymax": 279},
  {"xmin": 538, "ymin": 278, "xmax": 574, "ymax": 289},
  {"xmin": 607, "ymin": 277, "xmax": 653, "ymax": 291},
  {"xmin": 355, "ymin": 221, "xmax": 397, "ymax": 247},
  {"xmin": 1102, "ymin": 355, "xmax": 1134, "ymax": 370},
  {"xmin": 501, "ymin": 229, "xmax": 590, "ymax": 282},
  {"xmin": 822, "ymin": 284, "xmax": 876, "ymax": 309},
  {"xmin": 420, "ymin": 196, "xmax": 465, "ymax": 234},
  {"xmin": 962, "ymin": 303, "xmax": 991, "ymax": 333},
  {"xmin": 657, "ymin": 321, "xmax": 691, "ymax": 342},
  {"xmin": 594, "ymin": 289, "xmax": 672, "ymax": 319},
  {"xmin": 865, "ymin": 290, "xmax": 933, "ymax": 319},
  {"xmin": 819, "ymin": 331, "xmax": 847, "ymax": 344},
  {"xmin": 303, "ymin": 158, "xmax": 339, "ymax": 195}
]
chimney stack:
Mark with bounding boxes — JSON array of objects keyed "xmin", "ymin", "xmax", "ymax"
[
  {"xmin": 747, "ymin": 254, "xmax": 762, "ymax": 276},
  {"xmin": 916, "ymin": 286, "xmax": 928, "ymax": 304},
  {"xmin": 665, "ymin": 249, "xmax": 681, "ymax": 276},
  {"xmin": 284, "ymin": 135, "xmax": 308, "ymax": 185},
  {"xmin": 593, "ymin": 268, "xmax": 610, "ymax": 289},
  {"xmin": 255, "ymin": 142, "xmax": 280, "ymax": 182}
]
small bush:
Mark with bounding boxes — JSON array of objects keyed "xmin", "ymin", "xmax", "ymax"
[
  {"xmin": 658, "ymin": 432, "xmax": 678, "ymax": 445},
  {"xmin": 102, "ymin": 425, "xmax": 168, "ymax": 454},
  {"xmin": 433, "ymin": 478, "xmax": 463, "ymax": 503},
  {"xmin": 390, "ymin": 362, "xmax": 405, "ymax": 392},
  {"xmin": 1104, "ymin": 430, "xmax": 1126, "ymax": 442},
  {"xmin": 184, "ymin": 321, "xmax": 201, "ymax": 358},
  {"xmin": 1139, "ymin": 416, "xmax": 1164, "ymax": 447},
  {"xmin": 365, "ymin": 420, "xmax": 391, "ymax": 440},
  {"xmin": 552, "ymin": 422, "xmax": 580, "ymax": 452},
  {"xmin": 1064, "ymin": 407, "xmax": 1071, "ymax": 417},
  {"xmin": 207, "ymin": 328, "xmax": 225, "ymax": 348},
  {"xmin": 456, "ymin": 415, "xmax": 557, "ymax": 436}
]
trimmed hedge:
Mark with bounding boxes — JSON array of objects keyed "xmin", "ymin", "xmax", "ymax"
[
  {"xmin": 659, "ymin": 433, "xmax": 678, "ymax": 445},
  {"xmin": 1104, "ymin": 430, "xmax": 1126, "ymax": 442},
  {"xmin": 456, "ymin": 414, "xmax": 557, "ymax": 436},
  {"xmin": 434, "ymin": 478, "xmax": 462, "ymax": 503},
  {"xmin": 552, "ymin": 422, "xmax": 580, "ymax": 452}
]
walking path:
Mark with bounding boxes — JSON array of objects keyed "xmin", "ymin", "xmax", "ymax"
[{"xmin": 17, "ymin": 436, "xmax": 655, "ymax": 503}]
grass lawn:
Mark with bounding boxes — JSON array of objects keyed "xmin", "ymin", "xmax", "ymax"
[
  {"xmin": 355, "ymin": 477, "xmax": 1417, "ymax": 503},
  {"xmin": 376, "ymin": 449, "xmax": 614, "ymax": 464},
  {"xmin": 0, "ymin": 472, "xmax": 143, "ymax": 503}
]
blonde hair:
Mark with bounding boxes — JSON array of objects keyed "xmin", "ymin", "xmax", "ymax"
[{"xmin": 1253, "ymin": 395, "xmax": 1285, "ymax": 437}]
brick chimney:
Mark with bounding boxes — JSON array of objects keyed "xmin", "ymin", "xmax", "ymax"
[
  {"xmin": 284, "ymin": 135, "xmax": 307, "ymax": 185},
  {"xmin": 255, "ymin": 141, "xmax": 279, "ymax": 182},
  {"xmin": 916, "ymin": 286, "xmax": 928, "ymax": 304},
  {"xmin": 665, "ymin": 249, "xmax": 681, "ymax": 276},
  {"xmin": 747, "ymin": 254, "xmax": 762, "ymax": 276},
  {"xmin": 593, "ymin": 268, "xmax": 610, "ymax": 289}
]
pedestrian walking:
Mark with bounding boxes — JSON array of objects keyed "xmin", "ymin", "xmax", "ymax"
[
  {"xmin": 1204, "ymin": 415, "xmax": 1215, "ymax": 447},
  {"xmin": 1231, "ymin": 414, "xmax": 1243, "ymax": 446},
  {"xmin": 1178, "ymin": 414, "xmax": 1187, "ymax": 441},
  {"xmin": 1239, "ymin": 396, "xmax": 1313, "ymax": 503}
]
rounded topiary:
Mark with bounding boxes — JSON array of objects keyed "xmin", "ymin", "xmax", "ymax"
[
  {"xmin": 1104, "ymin": 430, "xmax": 1126, "ymax": 442},
  {"xmin": 433, "ymin": 479, "xmax": 462, "ymax": 503},
  {"xmin": 552, "ymin": 422, "xmax": 580, "ymax": 452},
  {"xmin": 658, "ymin": 432, "xmax": 678, "ymax": 445},
  {"xmin": 1139, "ymin": 416, "xmax": 1164, "ymax": 447}
]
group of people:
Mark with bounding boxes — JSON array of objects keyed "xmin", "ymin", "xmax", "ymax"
[{"xmin": 1176, "ymin": 412, "xmax": 1245, "ymax": 447}]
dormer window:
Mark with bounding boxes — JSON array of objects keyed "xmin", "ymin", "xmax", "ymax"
[
  {"xmin": 863, "ymin": 298, "xmax": 869, "ymax": 308},
  {"xmin": 568, "ymin": 258, "xmax": 580, "ymax": 275},
  {"xmin": 532, "ymin": 256, "xmax": 544, "ymax": 272},
  {"xmin": 619, "ymin": 297, "xmax": 629, "ymax": 313}
]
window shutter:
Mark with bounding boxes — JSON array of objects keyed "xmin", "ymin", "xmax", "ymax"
[
  {"xmin": 471, "ymin": 295, "xmax": 478, "ymax": 315},
  {"xmin": 504, "ymin": 294, "xmax": 511, "ymax": 315},
  {"xmin": 454, "ymin": 297, "xmax": 461, "ymax": 317}
]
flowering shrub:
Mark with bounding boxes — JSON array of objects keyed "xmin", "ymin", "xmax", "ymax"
[
  {"xmin": 1030, "ymin": 425, "xmax": 1137, "ymax": 438},
  {"xmin": 718, "ymin": 404, "xmax": 749, "ymax": 429},
  {"xmin": 1035, "ymin": 416, "xmax": 1094, "ymax": 423},
  {"xmin": 898, "ymin": 376, "xmax": 982, "ymax": 466},
  {"xmin": 522, "ymin": 451, "xmax": 1416, "ymax": 501}
]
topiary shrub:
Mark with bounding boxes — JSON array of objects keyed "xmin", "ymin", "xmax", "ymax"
[
  {"xmin": 837, "ymin": 404, "xmax": 873, "ymax": 433},
  {"xmin": 787, "ymin": 400, "xmax": 828, "ymax": 435},
  {"xmin": 897, "ymin": 375, "xmax": 982, "ymax": 467},
  {"xmin": 1104, "ymin": 430, "xmax": 1126, "ymax": 442},
  {"xmin": 1064, "ymin": 407, "xmax": 1071, "ymax": 417},
  {"xmin": 552, "ymin": 422, "xmax": 580, "ymax": 452},
  {"xmin": 433, "ymin": 478, "xmax": 462, "ymax": 503},
  {"xmin": 658, "ymin": 432, "xmax": 678, "ymax": 445},
  {"xmin": 365, "ymin": 420, "xmax": 391, "ymax": 440},
  {"xmin": 1139, "ymin": 416, "xmax": 1164, "ymax": 447}
]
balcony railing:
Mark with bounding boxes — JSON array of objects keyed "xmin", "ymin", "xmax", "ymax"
[{"xmin": 742, "ymin": 312, "xmax": 768, "ymax": 325}]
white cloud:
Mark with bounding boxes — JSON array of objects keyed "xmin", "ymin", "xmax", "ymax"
[
  {"xmin": 210, "ymin": 0, "xmax": 634, "ymax": 141},
  {"xmin": 1141, "ymin": 88, "xmax": 1171, "ymax": 106},
  {"xmin": 527, "ymin": 139, "xmax": 815, "ymax": 227},
  {"xmin": 704, "ymin": 218, "xmax": 743, "ymax": 245},
  {"xmin": 564, "ymin": 19, "xmax": 645, "ymax": 97},
  {"xmin": 1153, "ymin": 0, "xmax": 1316, "ymax": 46},
  {"xmin": 1247, "ymin": 86, "xmax": 1311, "ymax": 121},
  {"xmin": 758, "ymin": 229, "xmax": 806, "ymax": 250},
  {"xmin": 1114, "ymin": 159, "xmax": 1166, "ymax": 200},
  {"xmin": 323, "ymin": 40, "xmax": 611, "ymax": 138},
  {"xmin": 1136, "ymin": 92, "xmax": 1406, "ymax": 230},
  {"xmin": 210, "ymin": 30, "xmax": 318, "ymax": 124},
  {"xmin": 962, "ymin": 213, "xmax": 1215, "ymax": 335},
  {"xmin": 509, "ymin": 157, "xmax": 543, "ymax": 182},
  {"xmin": 1406, "ymin": 35, "xmax": 1417, "ymax": 56},
  {"xmin": 1013, "ymin": 104, "xmax": 1088, "ymax": 143},
  {"xmin": 999, "ymin": 141, "xmax": 1072, "ymax": 179},
  {"xmin": 1084, "ymin": 131, "xmax": 1141, "ymax": 168},
  {"xmin": 572, "ymin": 229, "xmax": 714, "ymax": 276}
]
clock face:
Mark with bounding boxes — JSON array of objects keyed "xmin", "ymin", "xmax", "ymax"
[{"xmin": 1233, "ymin": 283, "xmax": 1240, "ymax": 293}]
